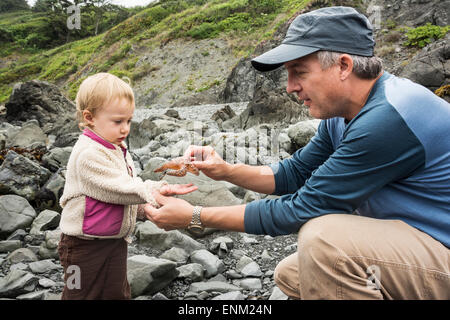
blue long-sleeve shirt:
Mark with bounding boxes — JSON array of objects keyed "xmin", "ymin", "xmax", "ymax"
[{"xmin": 244, "ymin": 72, "xmax": 450, "ymax": 248}]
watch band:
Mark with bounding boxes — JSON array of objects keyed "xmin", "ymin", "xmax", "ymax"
[{"xmin": 191, "ymin": 206, "xmax": 203, "ymax": 226}]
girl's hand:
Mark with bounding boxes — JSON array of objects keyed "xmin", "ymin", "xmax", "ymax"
[
  {"xmin": 159, "ymin": 183, "xmax": 198, "ymax": 196},
  {"xmin": 145, "ymin": 192, "xmax": 194, "ymax": 231}
]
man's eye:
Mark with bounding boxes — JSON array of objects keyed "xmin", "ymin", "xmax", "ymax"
[{"xmin": 114, "ymin": 120, "xmax": 121, "ymax": 124}]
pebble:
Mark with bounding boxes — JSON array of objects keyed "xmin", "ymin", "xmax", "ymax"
[{"xmin": 38, "ymin": 278, "xmax": 56, "ymax": 288}]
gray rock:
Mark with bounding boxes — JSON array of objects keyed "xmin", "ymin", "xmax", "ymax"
[
  {"xmin": 43, "ymin": 292, "xmax": 62, "ymax": 300},
  {"xmin": 208, "ymin": 273, "xmax": 227, "ymax": 283},
  {"xmin": 235, "ymin": 256, "xmax": 254, "ymax": 273},
  {"xmin": 10, "ymin": 262, "xmax": 29, "ymax": 272},
  {"xmin": 260, "ymin": 249, "xmax": 273, "ymax": 262},
  {"xmin": 6, "ymin": 248, "xmax": 38, "ymax": 264},
  {"xmin": 159, "ymin": 247, "xmax": 189, "ymax": 266},
  {"xmin": 0, "ymin": 195, "xmax": 36, "ymax": 239},
  {"xmin": 41, "ymin": 147, "xmax": 72, "ymax": 172},
  {"xmin": 0, "ymin": 269, "xmax": 39, "ymax": 298},
  {"xmin": 287, "ymin": 119, "xmax": 321, "ymax": 148},
  {"xmin": 209, "ymin": 236, "xmax": 234, "ymax": 258},
  {"xmin": 212, "ymin": 290, "xmax": 245, "ymax": 300},
  {"xmin": 243, "ymin": 191, "xmax": 261, "ymax": 203},
  {"xmin": 28, "ymin": 259, "xmax": 59, "ymax": 274},
  {"xmin": 152, "ymin": 292, "xmax": 170, "ymax": 300},
  {"xmin": 240, "ymin": 262, "xmax": 263, "ymax": 278},
  {"xmin": 128, "ymin": 118, "xmax": 162, "ymax": 149},
  {"xmin": 135, "ymin": 221, "xmax": 204, "ymax": 253},
  {"xmin": 269, "ymin": 286, "xmax": 289, "ymax": 300},
  {"xmin": 5, "ymin": 80, "xmax": 77, "ymax": 136},
  {"xmin": 176, "ymin": 263, "xmax": 205, "ymax": 282},
  {"xmin": 242, "ymin": 235, "xmax": 259, "ymax": 244},
  {"xmin": 127, "ymin": 255, "xmax": 179, "ymax": 298},
  {"xmin": 38, "ymin": 229, "xmax": 62, "ymax": 260},
  {"xmin": 35, "ymin": 170, "xmax": 66, "ymax": 212},
  {"xmin": 396, "ymin": 33, "xmax": 449, "ymax": 91},
  {"xmin": 5, "ymin": 120, "xmax": 47, "ymax": 149},
  {"xmin": 239, "ymin": 278, "xmax": 262, "ymax": 291},
  {"xmin": 190, "ymin": 249, "xmax": 225, "ymax": 278},
  {"xmin": 225, "ymin": 270, "xmax": 243, "ymax": 280},
  {"xmin": 237, "ymin": 86, "xmax": 311, "ymax": 130},
  {"xmin": 38, "ymin": 278, "xmax": 56, "ymax": 288},
  {"xmin": 30, "ymin": 210, "xmax": 60, "ymax": 235},
  {"xmin": 16, "ymin": 290, "xmax": 50, "ymax": 300},
  {"xmin": 0, "ymin": 240, "xmax": 22, "ymax": 253},
  {"xmin": 189, "ymin": 281, "xmax": 241, "ymax": 293},
  {"xmin": 0, "ymin": 150, "xmax": 51, "ymax": 201},
  {"xmin": 6, "ymin": 229, "xmax": 27, "ymax": 241}
]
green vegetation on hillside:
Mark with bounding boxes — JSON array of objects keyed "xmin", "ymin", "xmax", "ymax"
[
  {"xmin": 403, "ymin": 23, "xmax": 449, "ymax": 48},
  {"xmin": 0, "ymin": 0, "xmax": 319, "ymax": 103}
]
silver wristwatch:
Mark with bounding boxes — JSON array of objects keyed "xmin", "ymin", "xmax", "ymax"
[{"xmin": 188, "ymin": 206, "xmax": 204, "ymax": 235}]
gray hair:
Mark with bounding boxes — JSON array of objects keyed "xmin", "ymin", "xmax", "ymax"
[{"xmin": 316, "ymin": 51, "xmax": 383, "ymax": 79}]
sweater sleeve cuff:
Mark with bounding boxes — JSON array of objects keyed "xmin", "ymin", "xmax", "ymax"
[
  {"xmin": 268, "ymin": 162, "xmax": 284, "ymax": 195},
  {"xmin": 244, "ymin": 200, "xmax": 264, "ymax": 235}
]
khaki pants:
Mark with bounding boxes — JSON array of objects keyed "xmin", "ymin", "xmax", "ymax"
[{"xmin": 274, "ymin": 214, "xmax": 450, "ymax": 299}]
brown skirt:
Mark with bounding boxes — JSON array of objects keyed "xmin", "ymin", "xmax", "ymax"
[{"xmin": 57, "ymin": 233, "xmax": 131, "ymax": 300}]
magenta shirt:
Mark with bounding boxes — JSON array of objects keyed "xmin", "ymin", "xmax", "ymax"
[{"xmin": 81, "ymin": 129, "xmax": 131, "ymax": 237}]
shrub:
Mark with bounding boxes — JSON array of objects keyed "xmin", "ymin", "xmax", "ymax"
[
  {"xmin": 404, "ymin": 23, "xmax": 450, "ymax": 48},
  {"xmin": 435, "ymin": 85, "xmax": 450, "ymax": 98}
]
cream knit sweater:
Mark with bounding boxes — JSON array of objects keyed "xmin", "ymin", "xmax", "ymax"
[{"xmin": 59, "ymin": 132, "xmax": 167, "ymax": 242}]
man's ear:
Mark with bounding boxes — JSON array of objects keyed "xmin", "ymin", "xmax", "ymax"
[
  {"xmin": 338, "ymin": 54, "xmax": 353, "ymax": 81},
  {"xmin": 82, "ymin": 110, "xmax": 94, "ymax": 126}
]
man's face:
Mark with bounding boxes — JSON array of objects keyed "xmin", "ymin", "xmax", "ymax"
[{"xmin": 284, "ymin": 54, "xmax": 346, "ymax": 120}]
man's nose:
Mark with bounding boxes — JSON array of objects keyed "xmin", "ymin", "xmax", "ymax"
[{"xmin": 286, "ymin": 76, "xmax": 302, "ymax": 94}]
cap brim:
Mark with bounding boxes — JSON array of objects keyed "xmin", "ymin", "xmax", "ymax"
[{"xmin": 251, "ymin": 44, "xmax": 320, "ymax": 72}]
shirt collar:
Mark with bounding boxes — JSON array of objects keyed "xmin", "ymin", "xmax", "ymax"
[{"xmin": 83, "ymin": 128, "xmax": 127, "ymax": 155}]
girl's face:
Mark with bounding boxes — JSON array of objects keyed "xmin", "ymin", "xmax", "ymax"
[{"xmin": 83, "ymin": 97, "xmax": 134, "ymax": 146}]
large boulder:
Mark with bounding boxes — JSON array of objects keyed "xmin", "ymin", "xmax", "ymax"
[
  {"xmin": 0, "ymin": 150, "xmax": 51, "ymax": 201},
  {"xmin": 287, "ymin": 119, "xmax": 321, "ymax": 149},
  {"xmin": 230, "ymin": 86, "xmax": 311, "ymax": 130},
  {"xmin": 5, "ymin": 120, "xmax": 47, "ymax": 149},
  {"xmin": 395, "ymin": 33, "xmax": 450, "ymax": 91},
  {"xmin": 0, "ymin": 195, "xmax": 36, "ymax": 239},
  {"xmin": 377, "ymin": 0, "xmax": 450, "ymax": 28},
  {"xmin": 0, "ymin": 269, "xmax": 39, "ymax": 298},
  {"xmin": 134, "ymin": 220, "xmax": 204, "ymax": 254},
  {"xmin": 127, "ymin": 255, "xmax": 179, "ymax": 298},
  {"xmin": 5, "ymin": 80, "xmax": 78, "ymax": 136}
]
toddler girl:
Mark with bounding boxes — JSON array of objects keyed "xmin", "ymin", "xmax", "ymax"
[{"xmin": 57, "ymin": 73, "xmax": 197, "ymax": 299}]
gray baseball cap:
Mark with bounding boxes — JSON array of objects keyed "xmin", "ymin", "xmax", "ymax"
[{"xmin": 251, "ymin": 6, "xmax": 375, "ymax": 72}]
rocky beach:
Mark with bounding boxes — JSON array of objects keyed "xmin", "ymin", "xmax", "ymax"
[{"xmin": 0, "ymin": 0, "xmax": 449, "ymax": 301}]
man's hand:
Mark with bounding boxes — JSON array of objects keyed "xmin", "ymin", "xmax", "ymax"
[
  {"xmin": 159, "ymin": 183, "xmax": 198, "ymax": 196},
  {"xmin": 183, "ymin": 145, "xmax": 230, "ymax": 181},
  {"xmin": 144, "ymin": 191, "xmax": 194, "ymax": 231}
]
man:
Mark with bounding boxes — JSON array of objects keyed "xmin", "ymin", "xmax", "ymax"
[{"xmin": 145, "ymin": 7, "xmax": 450, "ymax": 299}]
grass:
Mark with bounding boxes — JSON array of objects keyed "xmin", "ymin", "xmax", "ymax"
[{"xmin": 0, "ymin": 0, "xmax": 317, "ymax": 104}]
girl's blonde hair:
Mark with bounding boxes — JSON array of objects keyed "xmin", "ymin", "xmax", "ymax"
[{"xmin": 75, "ymin": 73, "xmax": 135, "ymax": 130}]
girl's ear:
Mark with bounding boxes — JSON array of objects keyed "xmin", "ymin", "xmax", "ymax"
[{"xmin": 82, "ymin": 110, "xmax": 94, "ymax": 127}]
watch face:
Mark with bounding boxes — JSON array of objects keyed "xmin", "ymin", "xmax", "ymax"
[{"xmin": 188, "ymin": 225, "xmax": 204, "ymax": 235}]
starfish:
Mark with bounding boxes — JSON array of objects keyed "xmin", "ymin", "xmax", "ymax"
[{"xmin": 154, "ymin": 157, "xmax": 200, "ymax": 177}]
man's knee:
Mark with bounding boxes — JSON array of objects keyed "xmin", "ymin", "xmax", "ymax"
[
  {"xmin": 273, "ymin": 256, "xmax": 291, "ymax": 287},
  {"xmin": 297, "ymin": 214, "xmax": 348, "ymax": 273},
  {"xmin": 273, "ymin": 253, "xmax": 301, "ymax": 299}
]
